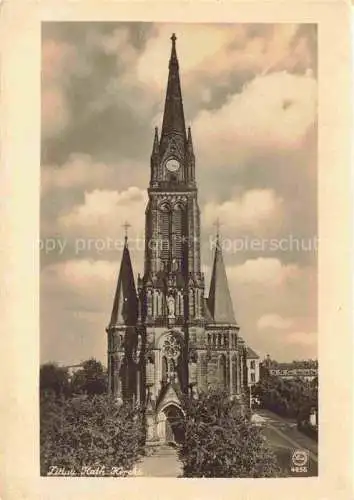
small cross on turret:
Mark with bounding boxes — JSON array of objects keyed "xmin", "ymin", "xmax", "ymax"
[{"xmin": 122, "ymin": 221, "xmax": 131, "ymax": 242}]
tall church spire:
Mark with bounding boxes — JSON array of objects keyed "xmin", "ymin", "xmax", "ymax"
[
  {"xmin": 109, "ymin": 237, "xmax": 138, "ymax": 327},
  {"xmin": 160, "ymin": 33, "xmax": 186, "ymax": 143},
  {"xmin": 207, "ymin": 231, "xmax": 237, "ymax": 325}
]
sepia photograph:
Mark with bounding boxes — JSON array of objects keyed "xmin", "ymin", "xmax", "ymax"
[{"xmin": 39, "ymin": 22, "xmax": 319, "ymax": 478}]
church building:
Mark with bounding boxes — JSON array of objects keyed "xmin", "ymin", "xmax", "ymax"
[{"xmin": 106, "ymin": 34, "xmax": 253, "ymax": 444}]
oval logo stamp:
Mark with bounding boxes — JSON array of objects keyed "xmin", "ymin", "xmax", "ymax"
[{"xmin": 291, "ymin": 449, "xmax": 309, "ymax": 468}]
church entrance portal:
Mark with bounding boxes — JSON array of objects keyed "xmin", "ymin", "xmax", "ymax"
[{"xmin": 161, "ymin": 405, "xmax": 185, "ymax": 445}]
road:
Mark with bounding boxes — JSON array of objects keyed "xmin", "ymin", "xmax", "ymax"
[{"xmin": 253, "ymin": 409, "xmax": 318, "ymax": 477}]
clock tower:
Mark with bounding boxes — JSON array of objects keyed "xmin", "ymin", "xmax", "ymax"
[
  {"xmin": 107, "ymin": 33, "xmax": 249, "ymax": 446},
  {"xmin": 138, "ymin": 35, "xmax": 205, "ymax": 441}
]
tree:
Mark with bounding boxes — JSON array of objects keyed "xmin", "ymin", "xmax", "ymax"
[
  {"xmin": 40, "ymin": 363, "xmax": 70, "ymax": 397},
  {"xmin": 71, "ymin": 358, "xmax": 107, "ymax": 395},
  {"xmin": 179, "ymin": 390, "xmax": 282, "ymax": 478},
  {"xmin": 40, "ymin": 393, "xmax": 144, "ymax": 476},
  {"xmin": 253, "ymin": 373, "xmax": 318, "ymax": 423}
]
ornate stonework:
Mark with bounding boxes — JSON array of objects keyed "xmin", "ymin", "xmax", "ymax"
[{"xmin": 106, "ymin": 34, "xmax": 250, "ymax": 445}]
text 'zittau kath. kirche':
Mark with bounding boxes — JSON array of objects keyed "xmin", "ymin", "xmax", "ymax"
[{"xmin": 106, "ymin": 34, "xmax": 256, "ymax": 445}]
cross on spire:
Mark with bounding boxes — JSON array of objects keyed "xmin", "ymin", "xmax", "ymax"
[
  {"xmin": 171, "ymin": 33, "xmax": 177, "ymax": 43},
  {"xmin": 214, "ymin": 218, "xmax": 223, "ymax": 239},
  {"xmin": 122, "ymin": 221, "xmax": 131, "ymax": 241}
]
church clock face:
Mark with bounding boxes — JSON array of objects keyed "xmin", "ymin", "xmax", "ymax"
[{"xmin": 165, "ymin": 158, "xmax": 180, "ymax": 172}]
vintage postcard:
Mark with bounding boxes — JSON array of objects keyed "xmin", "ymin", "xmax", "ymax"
[{"xmin": 1, "ymin": 1, "xmax": 353, "ymax": 500}]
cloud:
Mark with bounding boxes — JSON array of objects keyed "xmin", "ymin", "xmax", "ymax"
[
  {"xmin": 263, "ymin": 328, "xmax": 317, "ymax": 359},
  {"xmin": 58, "ymin": 186, "xmax": 147, "ymax": 238},
  {"xmin": 40, "ymin": 23, "xmax": 317, "ymax": 364},
  {"xmin": 41, "ymin": 154, "xmax": 114, "ymax": 194},
  {"xmin": 41, "ymin": 39, "xmax": 79, "ymax": 139},
  {"xmin": 136, "ymin": 24, "xmax": 237, "ymax": 92},
  {"xmin": 41, "ymin": 258, "xmax": 119, "ymax": 364},
  {"xmin": 286, "ymin": 331, "xmax": 316, "ymax": 347},
  {"xmin": 193, "ymin": 71, "xmax": 317, "ymax": 171},
  {"xmin": 42, "ymin": 87, "xmax": 70, "ymax": 139},
  {"xmin": 229, "ymin": 257, "xmax": 300, "ymax": 287},
  {"xmin": 52, "ymin": 186, "xmax": 147, "ymax": 271},
  {"xmin": 137, "ymin": 24, "xmax": 316, "ymax": 103},
  {"xmin": 42, "ymin": 258, "xmax": 117, "ymax": 296},
  {"xmin": 259, "ymin": 329, "xmax": 317, "ymax": 360},
  {"xmin": 42, "ymin": 38, "xmax": 78, "ymax": 82},
  {"xmin": 41, "ymin": 153, "xmax": 149, "ymax": 200},
  {"xmin": 257, "ymin": 314, "xmax": 293, "ymax": 330},
  {"xmin": 202, "ymin": 189, "xmax": 283, "ymax": 234}
]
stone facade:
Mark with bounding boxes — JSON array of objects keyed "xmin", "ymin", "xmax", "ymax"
[{"xmin": 106, "ymin": 34, "xmax": 253, "ymax": 445}]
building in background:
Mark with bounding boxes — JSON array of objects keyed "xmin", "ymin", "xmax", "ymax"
[
  {"xmin": 59, "ymin": 363, "xmax": 83, "ymax": 380},
  {"xmin": 262, "ymin": 355, "xmax": 318, "ymax": 381},
  {"xmin": 246, "ymin": 347, "xmax": 260, "ymax": 387}
]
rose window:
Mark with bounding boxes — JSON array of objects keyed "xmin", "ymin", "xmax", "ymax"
[{"xmin": 162, "ymin": 335, "xmax": 180, "ymax": 359}]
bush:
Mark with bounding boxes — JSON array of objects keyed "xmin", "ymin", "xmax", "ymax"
[
  {"xmin": 40, "ymin": 393, "xmax": 144, "ymax": 476},
  {"xmin": 253, "ymin": 375, "xmax": 318, "ymax": 422},
  {"xmin": 40, "ymin": 363, "xmax": 71, "ymax": 397},
  {"xmin": 297, "ymin": 421, "xmax": 318, "ymax": 442},
  {"xmin": 179, "ymin": 390, "xmax": 282, "ymax": 478},
  {"xmin": 70, "ymin": 359, "xmax": 108, "ymax": 395}
]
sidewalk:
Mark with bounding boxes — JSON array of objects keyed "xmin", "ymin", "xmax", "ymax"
[{"xmin": 133, "ymin": 445, "xmax": 183, "ymax": 477}]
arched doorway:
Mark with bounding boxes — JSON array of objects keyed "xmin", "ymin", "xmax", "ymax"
[{"xmin": 161, "ymin": 405, "xmax": 185, "ymax": 445}]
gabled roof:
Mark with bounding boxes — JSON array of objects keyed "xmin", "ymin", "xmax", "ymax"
[
  {"xmin": 109, "ymin": 238, "xmax": 138, "ymax": 327},
  {"xmin": 246, "ymin": 346, "xmax": 260, "ymax": 359},
  {"xmin": 156, "ymin": 382, "xmax": 182, "ymax": 413},
  {"xmin": 207, "ymin": 236, "xmax": 237, "ymax": 325}
]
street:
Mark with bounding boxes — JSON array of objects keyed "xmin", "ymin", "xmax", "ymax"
[{"xmin": 253, "ymin": 409, "xmax": 318, "ymax": 477}]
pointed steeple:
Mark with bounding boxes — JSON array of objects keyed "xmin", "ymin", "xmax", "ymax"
[
  {"xmin": 109, "ymin": 237, "xmax": 138, "ymax": 327},
  {"xmin": 160, "ymin": 33, "xmax": 186, "ymax": 142},
  {"xmin": 187, "ymin": 126, "xmax": 194, "ymax": 154},
  {"xmin": 207, "ymin": 231, "xmax": 237, "ymax": 325}
]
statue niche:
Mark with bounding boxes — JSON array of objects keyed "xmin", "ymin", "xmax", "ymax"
[{"xmin": 167, "ymin": 294, "xmax": 175, "ymax": 318}]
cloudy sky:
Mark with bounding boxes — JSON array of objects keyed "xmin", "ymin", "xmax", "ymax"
[{"xmin": 41, "ymin": 22, "xmax": 317, "ymax": 366}]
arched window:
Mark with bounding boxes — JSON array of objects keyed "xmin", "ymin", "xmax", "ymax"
[
  {"xmin": 153, "ymin": 290, "xmax": 158, "ymax": 317},
  {"xmin": 176, "ymin": 291, "xmax": 183, "ymax": 316},
  {"xmin": 147, "ymin": 289, "xmax": 153, "ymax": 317},
  {"xmin": 189, "ymin": 288, "xmax": 195, "ymax": 317},
  {"xmin": 146, "ymin": 353, "xmax": 155, "ymax": 385},
  {"xmin": 168, "ymin": 359, "xmax": 176, "ymax": 382},
  {"xmin": 159, "ymin": 203, "xmax": 170, "ymax": 268},
  {"xmin": 158, "ymin": 291, "xmax": 163, "ymax": 316},
  {"xmin": 232, "ymin": 354, "xmax": 238, "ymax": 393},
  {"xmin": 162, "ymin": 356, "xmax": 168, "ymax": 384},
  {"xmin": 172, "ymin": 204, "xmax": 183, "ymax": 263},
  {"xmin": 218, "ymin": 354, "xmax": 227, "ymax": 389},
  {"xmin": 110, "ymin": 354, "xmax": 115, "ymax": 391},
  {"xmin": 237, "ymin": 354, "xmax": 242, "ymax": 390},
  {"xmin": 189, "ymin": 351, "xmax": 198, "ymax": 385},
  {"xmin": 113, "ymin": 355, "xmax": 120, "ymax": 394},
  {"xmin": 195, "ymin": 288, "xmax": 200, "ymax": 318}
]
